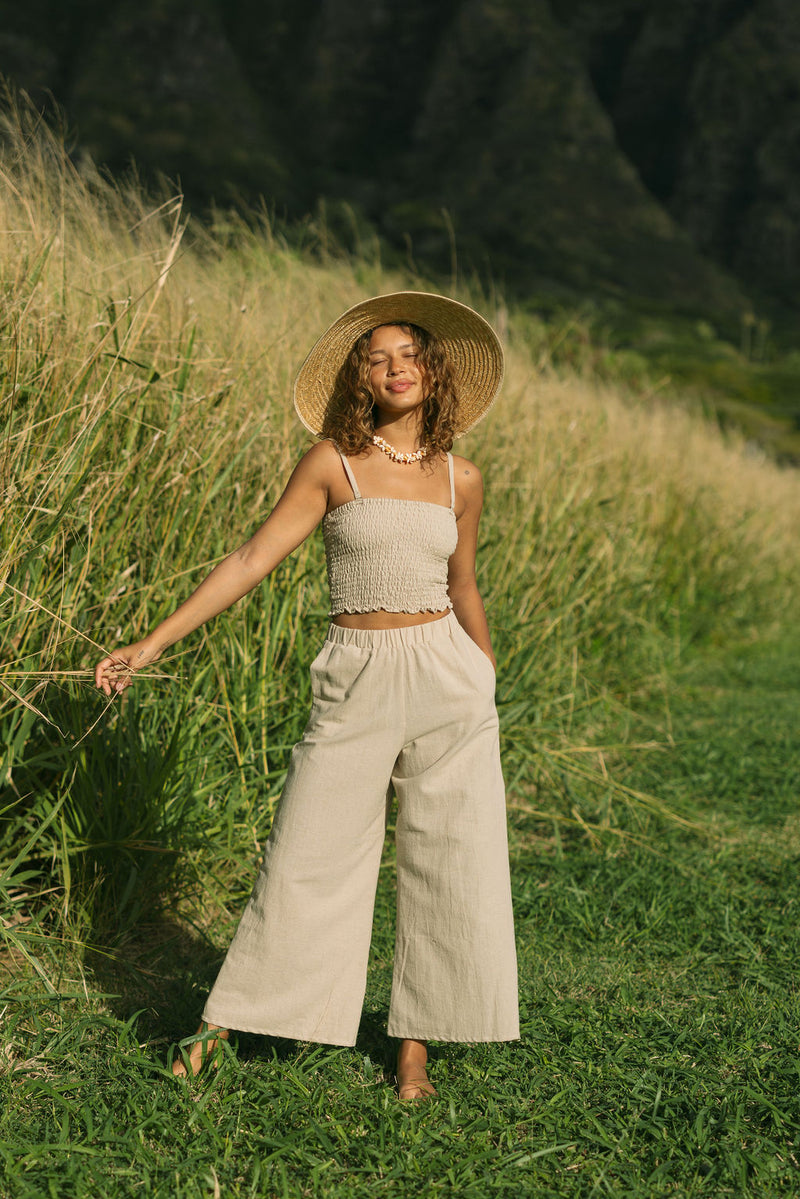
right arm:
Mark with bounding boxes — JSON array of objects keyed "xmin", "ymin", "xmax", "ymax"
[{"xmin": 95, "ymin": 441, "xmax": 335, "ymax": 695}]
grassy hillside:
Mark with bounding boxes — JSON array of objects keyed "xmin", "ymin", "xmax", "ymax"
[
  {"xmin": 1, "ymin": 100, "xmax": 800, "ymax": 1198},
  {"xmin": 517, "ymin": 298, "xmax": 800, "ymax": 466}
]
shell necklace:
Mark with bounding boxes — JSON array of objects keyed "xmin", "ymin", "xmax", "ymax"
[{"xmin": 372, "ymin": 433, "xmax": 429, "ymax": 465}]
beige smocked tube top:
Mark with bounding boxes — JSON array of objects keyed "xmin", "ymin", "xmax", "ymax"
[{"xmin": 322, "ymin": 448, "xmax": 458, "ymax": 616}]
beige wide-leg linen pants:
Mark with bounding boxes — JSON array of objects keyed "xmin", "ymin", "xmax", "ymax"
[{"xmin": 203, "ymin": 612, "xmax": 519, "ymax": 1046}]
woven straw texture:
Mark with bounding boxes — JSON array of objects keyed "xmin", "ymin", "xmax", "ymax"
[{"xmin": 293, "ymin": 291, "xmax": 504, "ymax": 438}]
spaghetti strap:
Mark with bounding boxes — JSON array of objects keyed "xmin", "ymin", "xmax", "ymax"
[
  {"xmin": 337, "ymin": 449, "xmax": 361, "ymax": 500},
  {"xmin": 446, "ymin": 452, "xmax": 456, "ymax": 511}
]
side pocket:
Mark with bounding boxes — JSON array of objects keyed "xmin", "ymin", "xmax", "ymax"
[
  {"xmin": 309, "ymin": 641, "xmax": 368, "ymax": 704},
  {"xmin": 458, "ymin": 626, "xmax": 497, "ymax": 689},
  {"xmin": 308, "ymin": 641, "xmax": 333, "ymax": 700}
]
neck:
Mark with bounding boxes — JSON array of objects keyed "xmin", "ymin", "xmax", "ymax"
[{"xmin": 373, "ymin": 413, "xmax": 426, "ymax": 452}]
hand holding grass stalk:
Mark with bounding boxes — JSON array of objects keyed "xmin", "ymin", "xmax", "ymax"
[{"xmin": 94, "ymin": 638, "xmax": 163, "ymax": 695}]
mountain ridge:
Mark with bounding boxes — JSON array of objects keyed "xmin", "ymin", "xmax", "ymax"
[{"xmin": 2, "ymin": 0, "xmax": 797, "ymax": 315}]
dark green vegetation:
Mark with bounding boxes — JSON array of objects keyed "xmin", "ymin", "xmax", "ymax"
[
  {"xmin": 2, "ymin": 631, "xmax": 799, "ymax": 1198},
  {"xmin": 531, "ymin": 302, "xmax": 800, "ymax": 465},
  {"xmin": 4, "ymin": 0, "xmax": 799, "ymax": 308}
]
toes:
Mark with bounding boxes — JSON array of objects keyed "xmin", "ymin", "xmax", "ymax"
[
  {"xmin": 171, "ymin": 1050, "xmax": 192, "ymax": 1078},
  {"xmin": 169, "ymin": 1022, "xmax": 232, "ymax": 1081},
  {"xmin": 399, "ymin": 1086, "xmax": 436, "ymax": 1101},
  {"xmin": 397, "ymin": 1075, "xmax": 437, "ymax": 1101},
  {"xmin": 170, "ymin": 1044, "xmax": 210, "ymax": 1078}
]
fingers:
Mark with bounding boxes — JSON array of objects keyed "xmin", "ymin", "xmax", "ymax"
[{"xmin": 94, "ymin": 655, "xmax": 135, "ymax": 696}]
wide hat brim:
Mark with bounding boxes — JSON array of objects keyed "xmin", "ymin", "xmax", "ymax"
[{"xmin": 292, "ymin": 291, "xmax": 504, "ymax": 438}]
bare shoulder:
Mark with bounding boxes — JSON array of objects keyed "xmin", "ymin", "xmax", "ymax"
[
  {"xmin": 450, "ymin": 453, "xmax": 484, "ymax": 518},
  {"xmin": 292, "ymin": 438, "xmax": 341, "ymax": 483},
  {"xmin": 451, "ymin": 453, "xmax": 484, "ymax": 492}
]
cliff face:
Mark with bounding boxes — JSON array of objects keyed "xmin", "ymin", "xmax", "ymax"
[
  {"xmin": 2, "ymin": 0, "xmax": 797, "ymax": 311},
  {"xmin": 400, "ymin": 0, "xmax": 739, "ymax": 310},
  {"xmin": 561, "ymin": 0, "xmax": 800, "ymax": 301}
]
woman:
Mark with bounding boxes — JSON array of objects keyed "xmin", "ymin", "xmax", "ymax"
[{"xmin": 95, "ymin": 291, "xmax": 519, "ymax": 1100}]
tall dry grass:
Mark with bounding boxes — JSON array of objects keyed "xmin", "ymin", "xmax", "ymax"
[{"xmin": 2, "ymin": 99, "xmax": 800, "ymax": 978}]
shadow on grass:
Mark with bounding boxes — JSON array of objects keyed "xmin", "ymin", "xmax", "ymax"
[
  {"xmin": 228, "ymin": 1008, "xmax": 395, "ymax": 1078},
  {"xmin": 84, "ymin": 913, "xmax": 400, "ymax": 1078},
  {"xmin": 83, "ymin": 914, "xmax": 224, "ymax": 1045}
]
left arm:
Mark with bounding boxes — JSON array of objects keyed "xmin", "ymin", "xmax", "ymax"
[{"xmin": 448, "ymin": 456, "xmax": 495, "ymax": 669}]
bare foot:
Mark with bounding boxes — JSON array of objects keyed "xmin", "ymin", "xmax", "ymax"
[
  {"xmin": 171, "ymin": 1022, "xmax": 229, "ymax": 1078},
  {"xmin": 396, "ymin": 1037, "xmax": 437, "ymax": 1102}
]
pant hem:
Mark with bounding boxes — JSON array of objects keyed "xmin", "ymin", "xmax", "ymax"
[
  {"xmin": 201, "ymin": 1011, "xmax": 357, "ymax": 1047},
  {"xmin": 386, "ymin": 1028, "xmax": 521, "ymax": 1044}
]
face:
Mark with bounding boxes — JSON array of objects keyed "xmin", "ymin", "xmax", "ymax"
[{"xmin": 367, "ymin": 324, "xmax": 427, "ymax": 416}]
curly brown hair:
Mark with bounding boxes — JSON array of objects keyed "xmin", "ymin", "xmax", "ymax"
[{"xmin": 321, "ymin": 323, "xmax": 461, "ymax": 454}]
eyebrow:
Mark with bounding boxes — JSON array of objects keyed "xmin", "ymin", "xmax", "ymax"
[{"xmin": 368, "ymin": 342, "xmax": 417, "ymax": 356}]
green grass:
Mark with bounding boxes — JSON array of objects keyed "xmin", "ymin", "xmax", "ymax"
[{"xmin": 2, "ymin": 630, "xmax": 799, "ymax": 1198}]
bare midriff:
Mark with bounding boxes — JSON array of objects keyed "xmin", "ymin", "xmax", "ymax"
[{"xmin": 331, "ymin": 609, "xmax": 450, "ymax": 630}]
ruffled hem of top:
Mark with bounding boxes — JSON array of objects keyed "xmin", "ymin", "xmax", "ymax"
[{"xmin": 328, "ymin": 601, "xmax": 453, "ymax": 617}]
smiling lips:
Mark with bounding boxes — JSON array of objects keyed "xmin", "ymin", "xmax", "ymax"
[{"xmin": 387, "ymin": 379, "xmax": 414, "ymax": 393}]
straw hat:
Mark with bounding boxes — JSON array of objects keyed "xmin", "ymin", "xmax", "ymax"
[{"xmin": 293, "ymin": 291, "xmax": 504, "ymax": 438}]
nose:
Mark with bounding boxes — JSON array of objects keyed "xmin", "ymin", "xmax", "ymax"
[{"xmin": 386, "ymin": 356, "xmax": 405, "ymax": 375}]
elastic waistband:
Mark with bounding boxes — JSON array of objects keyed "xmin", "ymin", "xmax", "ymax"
[{"xmin": 324, "ymin": 611, "xmax": 458, "ymax": 649}]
